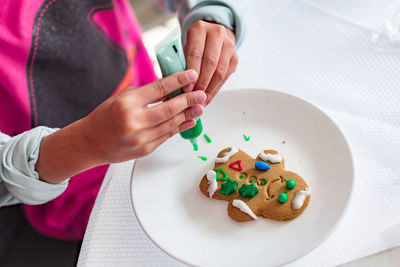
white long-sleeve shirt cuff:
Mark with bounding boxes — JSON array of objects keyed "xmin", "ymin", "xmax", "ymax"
[
  {"xmin": 0, "ymin": 127, "xmax": 69, "ymax": 206},
  {"xmin": 159, "ymin": 0, "xmax": 245, "ymax": 48},
  {"xmin": 180, "ymin": 1, "xmax": 244, "ymax": 48}
]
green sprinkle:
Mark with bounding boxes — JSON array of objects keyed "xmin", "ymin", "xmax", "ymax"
[
  {"xmin": 198, "ymin": 156, "xmax": 207, "ymax": 161},
  {"xmin": 278, "ymin": 192, "xmax": 288, "ymax": 203},
  {"xmin": 203, "ymin": 134, "xmax": 212, "ymax": 143},
  {"xmin": 243, "ymin": 134, "xmax": 250, "ymax": 141},
  {"xmin": 249, "ymin": 178, "xmax": 254, "ymax": 183},
  {"xmin": 239, "ymin": 174, "xmax": 245, "ymax": 179},
  {"xmin": 261, "ymin": 180, "xmax": 267, "ymax": 185},
  {"xmin": 285, "ymin": 179, "xmax": 296, "ymax": 190}
]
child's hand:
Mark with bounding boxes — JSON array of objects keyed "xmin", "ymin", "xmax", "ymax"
[
  {"xmin": 81, "ymin": 69, "xmax": 205, "ymax": 163},
  {"xmin": 36, "ymin": 70, "xmax": 204, "ymax": 183},
  {"xmin": 184, "ymin": 21, "xmax": 238, "ymax": 105}
]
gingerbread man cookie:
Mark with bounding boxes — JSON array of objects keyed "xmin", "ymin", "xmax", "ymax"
[{"xmin": 199, "ymin": 147, "xmax": 310, "ymax": 222}]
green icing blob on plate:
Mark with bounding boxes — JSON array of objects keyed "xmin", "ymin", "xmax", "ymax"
[
  {"xmin": 203, "ymin": 134, "xmax": 212, "ymax": 143},
  {"xmin": 243, "ymin": 134, "xmax": 250, "ymax": 141}
]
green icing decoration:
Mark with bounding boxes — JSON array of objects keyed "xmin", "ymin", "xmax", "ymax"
[
  {"xmin": 249, "ymin": 178, "xmax": 255, "ymax": 183},
  {"xmin": 220, "ymin": 179, "xmax": 238, "ymax": 196},
  {"xmin": 239, "ymin": 174, "xmax": 245, "ymax": 179},
  {"xmin": 214, "ymin": 168, "xmax": 229, "ymax": 181},
  {"xmin": 239, "ymin": 184, "xmax": 259, "ymax": 198},
  {"xmin": 285, "ymin": 179, "xmax": 296, "ymax": 190},
  {"xmin": 198, "ymin": 156, "xmax": 208, "ymax": 161},
  {"xmin": 278, "ymin": 192, "xmax": 288, "ymax": 203},
  {"xmin": 260, "ymin": 180, "xmax": 267, "ymax": 185},
  {"xmin": 243, "ymin": 111, "xmax": 246, "ymax": 115},
  {"xmin": 243, "ymin": 134, "xmax": 250, "ymax": 141},
  {"xmin": 203, "ymin": 134, "xmax": 212, "ymax": 143}
]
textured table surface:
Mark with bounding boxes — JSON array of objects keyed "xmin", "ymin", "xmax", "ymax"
[{"xmin": 78, "ymin": 0, "xmax": 400, "ymax": 266}]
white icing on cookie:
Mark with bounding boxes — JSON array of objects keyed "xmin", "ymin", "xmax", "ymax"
[
  {"xmin": 258, "ymin": 151, "xmax": 282, "ymax": 163},
  {"xmin": 232, "ymin": 199, "xmax": 257, "ymax": 220},
  {"xmin": 206, "ymin": 170, "xmax": 218, "ymax": 198},
  {"xmin": 215, "ymin": 147, "xmax": 239, "ymax": 163},
  {"xmin": 292, "ymin": 188, "xmax": 311, "ymax": 210}
]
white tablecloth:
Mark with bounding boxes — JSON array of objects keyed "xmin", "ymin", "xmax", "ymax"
[{"xmin": 78, "ymin": 0, "xmax": 400, "ymax": 265}]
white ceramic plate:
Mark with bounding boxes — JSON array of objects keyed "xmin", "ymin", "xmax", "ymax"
[{"xmin": 131, "ymin": 89, "xmax": 354, "ymax": 266}]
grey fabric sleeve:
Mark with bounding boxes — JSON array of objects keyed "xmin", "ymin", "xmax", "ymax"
[
  {"xmin": 158, "ymin": 0, "xmax": 244, "ymax": 47},
  {"xmin": 0, "ymin": 127, "xmax": 69, "ymax": 207}
]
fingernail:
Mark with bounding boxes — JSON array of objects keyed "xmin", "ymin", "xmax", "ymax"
[
  {"xmin": 183, "ymin": 83, "xmax": 194, "ymax": 92},
  {"xmin": 195, "ymin": 91, "xmax": 206, "ymax": 104},
  {"xmin": 186, "ymin": 70, "xmax": 198, "ymax": 81},
  {"xmin": 184, "ymin": 119, "xmax": 196, "ymax": 129},
  {"xmin": 190, "ymin": 105, "xmax": 203, "ymax": 117}
]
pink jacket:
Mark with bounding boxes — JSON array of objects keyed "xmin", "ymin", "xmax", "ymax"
[{"xmin": 0, "ymin": 0, "xmax": 157, "ymax": 240}]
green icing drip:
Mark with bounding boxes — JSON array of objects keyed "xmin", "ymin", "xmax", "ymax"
[
  {"xmin": 239, "ymin": 184, "xmax": 259, "ymax": 198},
  {"xmin": 249, "ymin": 178, "xmax": 254, "ymax": 183},
  {"xmin": 220, "ymin": 179, "xmax": 238, "ymax": 196},
  {"xmin": 203, "ymin": 134, "xmax": 212, "ymax": 143},
  {"xmin": 192, "ymin": 142, "xmax": 199, "ymax": 151},
  {"xmin": 261, "ymin": 180, "xmax": 267, "ymax": 185},
  {"xmin": 278, "ymin": 192, "xmax": 288, "ymax": 203},
  {"xmin": 198, "ymin": 156, "xmax": 208, "ymax": 161},
  {"xmin": 243, "ymin": 134, "xmax": 250, "ymax": 141}
]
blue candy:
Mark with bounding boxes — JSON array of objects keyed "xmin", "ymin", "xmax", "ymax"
[{"xmin": 255, "ymin": 161, "xmax": 270, "ymax": 171}]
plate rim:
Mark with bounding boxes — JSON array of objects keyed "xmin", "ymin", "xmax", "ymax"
[{"xmin": 130, "ymin": 88, "xmax": 355, "ymax": 266}]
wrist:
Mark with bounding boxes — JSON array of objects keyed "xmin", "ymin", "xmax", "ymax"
[
  {"xmin": 36, "ymin": 119, "xmax": 102, "ymax": 184},
  {"xmin": 75, "ymin": 116, "xmax": 108, "ymax": 166}
]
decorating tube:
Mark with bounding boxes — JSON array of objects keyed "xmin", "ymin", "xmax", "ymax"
[{"xmin": 155, "ymin": 29, "xmax": 203, "ymax": 151}]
